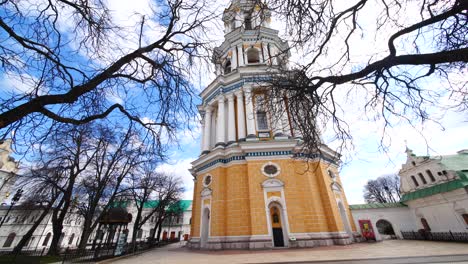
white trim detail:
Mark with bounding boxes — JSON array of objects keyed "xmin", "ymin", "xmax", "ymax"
[
  {"xmin": 261, "ymin": 161, "xmax": 281, "ymax": 177},
  {"xmin": 201, "ymin": 187, "xmax": 212, "ymax": 198},
  {"xmin": 203, "ymin": 175, "xmax": 213, "ymax": 187}
]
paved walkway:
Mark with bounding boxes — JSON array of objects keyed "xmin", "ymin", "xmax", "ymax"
[{"xmin": 109, "ymin": 240, "xmax": 468, "ymax": 264}]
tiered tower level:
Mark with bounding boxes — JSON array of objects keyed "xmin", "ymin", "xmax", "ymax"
[{"xmin": 189, "ymin": 0, "xmax": 359, "ymax": 249}]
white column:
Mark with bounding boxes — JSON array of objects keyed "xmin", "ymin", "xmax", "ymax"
[
  {"xmin": 202, "ymin": 106, "xmax": 213, "ymax": 153},
  {"xmin": 237, "ymin": 45, "xmax": 244, "ymax": 67},
  {"xmin": 231, "ymin": 47, "xmax": 238, "ymax": 70},
  {"xmin": 200, "ymin": 120, "xmax": 205, "ymax": 153},
  {"xmin": 244, "ymin": 86, "xmax": 256, "ymax": 139},
  {"xmin": 227, "ymin": 94, "xmax": 236, "ymax": 144},
  {"xmin": 235, "ymin": 90, "xmax": 246, "ymax": 140},
  {"xmin": 216, "ymin": 96, "xmax": 226, "ymax": 146}
]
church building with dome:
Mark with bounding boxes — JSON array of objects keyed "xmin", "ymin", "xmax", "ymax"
[{"xmin": 188, "ymin": 0, "xmax": 360, "ymax": 249}]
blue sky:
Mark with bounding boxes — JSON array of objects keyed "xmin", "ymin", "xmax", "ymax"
[{"xmin": 1, "ymin": 0, "xmax": 466, "ymax": 205}]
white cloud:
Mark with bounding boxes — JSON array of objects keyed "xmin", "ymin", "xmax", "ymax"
[{"xmin": 155, "ymin": 158, "xmax": 196, "ymax": 200}]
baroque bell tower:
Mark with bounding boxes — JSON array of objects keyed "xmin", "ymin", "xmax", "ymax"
[{"xmin": 189, "ymin": 0, "xmax": 359, "ymax": 249}]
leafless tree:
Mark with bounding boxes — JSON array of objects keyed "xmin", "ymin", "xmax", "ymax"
[
  {"xmin": 73, "ymin": 124, "xmax": 148, "ymax": 250},
  {"xmin": 364, "ymin": 174, "xmax": 401, "ymax": 203},
  {"xmin": 261, "ymin": 0, "xmax": 467, "ymax": 154},
  {"xmin": 0, "ymin": 0, "xmax": 216, "ymax": 153},
  {"xmin": 147, "ymin": 174, "xmax": 183, "ymax": 242},
  {"xmin": 21, "ymin": 124, "xmax": 99, "ymax": 255},
  {"xmin": 123, "ymin": 164, "xmax": 162, "ymax": 248}
]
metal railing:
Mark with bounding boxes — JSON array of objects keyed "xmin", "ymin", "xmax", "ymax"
[
  {"xmin": 401, "ymin": 230, "xmax": 468, "ymax": 242},
  {"xmin": 0, "ymin": 239, "xmax": 176, "ymax": 263}
]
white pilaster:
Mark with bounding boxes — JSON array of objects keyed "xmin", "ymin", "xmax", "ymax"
[
  {"xmin": 238, "ymin": 45, "xmax": 244, "ymax": 67},
  {"xmin": 231, "ymin": 47, "xmax": 238, "ymax": 70},
  {"xmin": 227, "ymin": 94, "xmax": 236, "ymax": 144},
  {"xmin": 216, "ymin": 96, "xmax": 226, "ymax": 146},
  {"xmin": 244, "ymin": 86, "xmax": 256, "ymax": 139},
  {"xmin": 235, "ymin": 90, "xmax": 246, "ymax": 140},
  {"xmin": 202, "ymin": 106, "xmax": 213, "ymax": 153},
  {"xmin": 200, "ymin": 120, "xmax": 205, "ymax": 153}
]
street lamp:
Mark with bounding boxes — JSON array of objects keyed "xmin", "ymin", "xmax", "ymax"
[{"xmin": 0, "ymin": 189, "xmax": 23, "ymax": 229}]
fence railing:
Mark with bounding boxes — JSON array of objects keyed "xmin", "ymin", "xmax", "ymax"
[
  {"xmin": 401, "ymin": 230, "xmax": 468, "ymax": 242},
  {"xmin": 0, "ymin": 239, "xmax": 176, "ymax": 263}
]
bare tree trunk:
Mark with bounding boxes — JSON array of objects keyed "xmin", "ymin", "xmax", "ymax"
[{"xmin": 12, "ymin": 206, "xmax": 51, "ymax": 254}]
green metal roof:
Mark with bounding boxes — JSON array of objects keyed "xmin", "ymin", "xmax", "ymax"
[
  {"xmin": 439, "ymin": 153, "xmax": 468, "ymax": 172},
  {"xmin": 400, "ymin": 178, "xmax": 468, "ymax": 202},
  {"xmin": 110, "ymin": 200, "xmax": 192, "ymax": 211},
  {"xmin": 143, "ymin": 200, "xmax": 160, "ymax": 208},
  {"xmin": 349, "ymin": 202, "xmax": 407, "ymax": 210},
  {"xmin": 167, "ymin": 200, "xmax": 192, "ymax": 213}
]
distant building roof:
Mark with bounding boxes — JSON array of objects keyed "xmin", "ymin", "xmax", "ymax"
[
  {"xmin": 349, "ymin": 202, "xmax": 407, "ymax": 210},
  {"xmin": 111, "ymin": 200, "xmax": 192, "ymax": 212},
  {"xmin": 400, "ymin": 150, "xmax": 468, "ymax": 202}
]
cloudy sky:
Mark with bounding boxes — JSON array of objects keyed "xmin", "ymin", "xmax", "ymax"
[{"xmin": 3, "ymin": 0, "xmax": 466, "ymax": 205}]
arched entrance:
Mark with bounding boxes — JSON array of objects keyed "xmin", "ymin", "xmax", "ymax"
[
  {"xmin": 200, "ymin": 207, "xmax": 210, "ymax": 248},
  {"xmin": 269, "ymin": 203, "xmax": 287, "ymax": 247},
  {"xmin": 376, "ymin": 219, "xmax": 396, "ymax": 239},
  {"xmin": 338, "ymin": 202, "xmax": 353, "ymax": 241}
]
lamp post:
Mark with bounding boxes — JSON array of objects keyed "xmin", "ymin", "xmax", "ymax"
[{"xmin": 0, "ymin": 189, "xmax": 23, "ymax": 229}]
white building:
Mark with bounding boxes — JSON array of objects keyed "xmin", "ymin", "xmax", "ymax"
[
  {"xmin": 0, "ymin": 206, "xmax": 83, "ymax": 251},
  {"xmin": 124, "ymin": 200, "xmax": 192, "ymax": 243},
  {"xmin": 0, "ymin": 139, "xmax": 19, "ymax": 203},
  {"xmin": 351, "ymin": 148, "xmax": 468, "ymax": 241}
]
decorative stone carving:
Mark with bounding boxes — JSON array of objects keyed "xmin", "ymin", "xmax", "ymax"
[
  {"xmin": 262, "ymin": 178, "xmax": 284, "ymax": 188},
  {"xmin": 201, "ymin": 187, "xmax": 212, "ymax": 198},
  {"xmin": 331, "ymin": 182, "xmax": 342, "ymax": 192}
]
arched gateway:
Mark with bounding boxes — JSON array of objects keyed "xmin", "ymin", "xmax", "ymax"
[{"xmin": 188, "ymin": 0, "xmax": 358, "ymax": 250}]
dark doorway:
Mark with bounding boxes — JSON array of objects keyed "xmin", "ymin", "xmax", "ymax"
[
  {"xmin": 272, "ymin": 228, "xmax": 284, "ymax": 247},
  {"xmin": 270, "ymin": 205, "xmax": 285, "ymax": 247}
]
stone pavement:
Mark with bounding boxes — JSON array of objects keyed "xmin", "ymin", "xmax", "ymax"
[{"xmin": 108, "ymin": 240, "xmax": 468, "ymax": 264}]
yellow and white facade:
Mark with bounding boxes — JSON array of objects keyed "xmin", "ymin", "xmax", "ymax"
[{"xmin": 188, "ymin": 0, "xmax": 359, "ymax": 249}]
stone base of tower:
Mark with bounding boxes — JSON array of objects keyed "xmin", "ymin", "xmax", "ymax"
[{"xmin": 187, "ymin": 232, "xmax": 360, "ymax": 250}]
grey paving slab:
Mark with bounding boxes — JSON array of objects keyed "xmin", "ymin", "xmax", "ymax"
[{"xmin": 109, "ymin": 240, "xmax": 468, "ymax": 264}]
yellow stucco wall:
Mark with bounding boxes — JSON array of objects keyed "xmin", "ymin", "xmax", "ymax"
[{"xmin": 190, "ymin": 158, "xmax": 357, "ymax": 238}]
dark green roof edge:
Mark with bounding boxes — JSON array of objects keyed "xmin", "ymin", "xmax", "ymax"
[
  {"xmin": 349, "ymin": 202, "xmax": 407, "ymax": 210},
  {"xmin": 400, "ymin": 179, "xmax": 468, "ymax": 202}
]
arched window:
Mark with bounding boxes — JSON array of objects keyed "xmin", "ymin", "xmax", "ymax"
[
  {"xmin": 244, "ymin": 13, "xmax": 252, "ymax": 29},
  {"xmin": 410, "ymin": 175, "xmax": 419, "ymax": 187},
  {"xmin": 426, "ymin": 170, "xmax": 436, "ymax": 182},
  {"xmin": 68, "ymin": 233, "xmax": 75, "ymax": 245},
  {"xmin": 418, "ymin": 173, "xmax": 427, "ymax": 184},
  {"xmin": 247, "ymin": 48, "xmax": 260, "ymax": 64},
  {"xmin": 462, "ymin": 214, "xmax": 468, "ymax": 226},
  {"xmin": 224, "ymin": 60, "xmax": 232, "ymax": 74},
  {"xmin": 421, "ymin": 218, "xmax": 431, "ymax": 231},
  {"xmin": 3, "ymin": 233, "xmax": 16, "ymax": 247},
  {"xmin": 42, "ymin": 232, "xmax": 51, "ymax": 246},
  {"xmin": 256, "ymin": 111, "xmax": 268, "ymax": 130}
]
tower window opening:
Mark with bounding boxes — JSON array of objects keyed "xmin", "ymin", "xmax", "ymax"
[
  {"xmin": 224, "ymin": 60, "xmax": 232, "ymax": 74},
  {"xmin": 411, "ymin": 175, "xmax": 419, "ymax": 187},
  {"xmin": 247, "ymin": 48, "xmax": 260, "ymax": 64},
  {"xmin": 244, "ymin": 13, "xmax": 252, "ymax": 30},
  {"xmin": 418, "ymin": 173, "xmax": 427, "ymax": 184},
  {"xmin": 256, "ymin": 111, "xmax": 269, "ymax": 130},
  {"xmin": 426, "ymin": 170, "xmax": 436, "ymax": 182}
]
